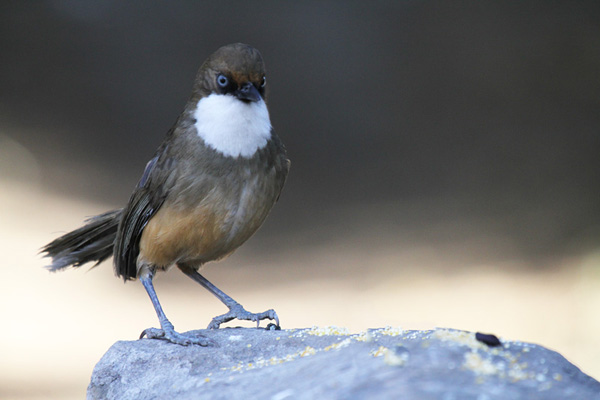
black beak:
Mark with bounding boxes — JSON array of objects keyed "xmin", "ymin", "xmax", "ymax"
[{"xmin": 235, "ymin": 82, "xmax": 261, "ymax": 103}]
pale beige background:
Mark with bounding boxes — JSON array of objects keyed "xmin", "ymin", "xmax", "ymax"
[{"xmin": 2, "ymin": 176, "xmax": 598, "ymax": 399}]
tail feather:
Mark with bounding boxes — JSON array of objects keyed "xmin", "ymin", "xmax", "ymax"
[{"xmin": 42, "ymin": 209, "xmax": 123, "ymax": 271}]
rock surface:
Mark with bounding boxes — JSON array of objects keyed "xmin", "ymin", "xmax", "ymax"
[{"xmin": 88, "ymin": 327, "xmax": 600, "ymax": 400}]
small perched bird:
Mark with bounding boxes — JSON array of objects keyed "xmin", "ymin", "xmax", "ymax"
[{"xmin": 41, "ymin": 43, "xmax": 290, "ymax": 346}]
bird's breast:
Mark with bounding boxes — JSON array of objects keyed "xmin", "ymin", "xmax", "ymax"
[{"xmin": 138, "ymin": 164, "xmax": 279, "ymax": 269}]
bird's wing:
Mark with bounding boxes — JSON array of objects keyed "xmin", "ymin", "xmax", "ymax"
[{"xmin": 114, "ymin": 142, "xmax": 174, "ymax": 280}]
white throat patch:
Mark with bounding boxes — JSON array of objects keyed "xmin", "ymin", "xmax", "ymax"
[{"xmin": 193, "ymin": 94, "xmax": 272, "ymax": 158}]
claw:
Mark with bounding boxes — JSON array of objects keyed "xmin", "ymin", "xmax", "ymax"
[{"xmin": 140, "ymin": 328, "xmax": 162, "ymax": 340}]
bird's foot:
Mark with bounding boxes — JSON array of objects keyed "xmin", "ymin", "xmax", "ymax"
[
  {"xmin": 140, "ymin": 323, "xmax": 211, "ymax": 346},
  {"xmin": 208, "ymin": 303, "xmax": 279, "ymax": 330}
]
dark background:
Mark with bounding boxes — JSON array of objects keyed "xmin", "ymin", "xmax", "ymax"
[{"xmin": 2, "ymin": 1, "xmax": 599, "ymax": 264}]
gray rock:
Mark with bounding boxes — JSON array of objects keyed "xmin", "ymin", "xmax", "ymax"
[{"xmin": 87, "ymin": 327, "xmax": 600, "ymax": 400}]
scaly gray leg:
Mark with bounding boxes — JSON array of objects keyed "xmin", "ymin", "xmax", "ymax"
[
  {"xmin": 178, "ymin": 264, "xmax": 279, "ymax": 330},
  {"xmin": 139, "ymin": 266, "xmax": 210, "ymax": 346}
]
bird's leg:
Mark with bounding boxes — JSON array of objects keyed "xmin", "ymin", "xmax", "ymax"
[
  {"xmin": 138, "ymin": 265, "xmax": 210, "ymax": 346},
  {"xmin": 178, "ymin": 264, "xmax": 279, "ymax": 330}
]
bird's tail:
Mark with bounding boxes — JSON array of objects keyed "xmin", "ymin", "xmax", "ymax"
[{"xmin": 41, "ymin": 209, "xmax": 123, "ymax": 271}]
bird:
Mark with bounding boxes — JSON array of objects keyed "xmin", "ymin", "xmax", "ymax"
[{"xmin": 41, "ymin": 43, "xmax": 290, "ymax": 346}]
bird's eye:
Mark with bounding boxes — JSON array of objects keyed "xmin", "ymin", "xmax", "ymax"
[
  {"xmin": 260, "ymin": 76, "xmax": 266, "ymax": 88},
  {"xmin": 217, "ymin": 74, "xmax": 229, "ymax": 88}
]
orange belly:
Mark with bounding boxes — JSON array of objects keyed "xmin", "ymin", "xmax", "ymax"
[
  {"xmin": 137, "ymin": 179, "xmax": 274, "ymax": 270},
  {"xmin": 138, "ymin": 202, "xmax": 229, "ymax": 268}
]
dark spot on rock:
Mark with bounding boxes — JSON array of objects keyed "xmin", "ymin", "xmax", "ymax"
[{"xmin": 476, "ymin": 332, "xmax": 502, "ymax": 347}]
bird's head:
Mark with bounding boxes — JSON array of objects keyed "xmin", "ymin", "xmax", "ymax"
[{"xmin": 194, "ymin": 43, "xmax": 267, "ymax": 103}]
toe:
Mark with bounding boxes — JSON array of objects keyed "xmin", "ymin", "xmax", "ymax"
[
  {"xmin": 208, "ymin": 306, "xmax": 279, "ymax": 329},
  {"xmin": 139, "ymin": 327, "xmax": 211, "ymax": 346}
]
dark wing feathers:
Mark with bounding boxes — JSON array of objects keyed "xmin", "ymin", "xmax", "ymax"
[
  {"xmin": 114, "ymin": 149, "xmax": 173, "ymax": 280},
  {"xmin": 114, "ymin": 191, "xmax": 157, "ymax": 280}
]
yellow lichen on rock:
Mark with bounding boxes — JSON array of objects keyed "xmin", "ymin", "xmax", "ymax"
[
  {"xmin": 371, "ymin": 346, "xmax": 388, "ymax": 357},
  {"xmin": 301, "ymin": 326, "xmax": 352, "ymax": 336},
  {"xmin": 300, "ymin": 346, "xmax": 317, "ymax": 357},
  {"xmin": 432, "ymin": 329, "xmax": 486, "ymax": 350},
  {"xmin": 375, "ymin": 326, "xmax": 404, "ymax": 337},
  {"xmin": 463, "ymin": 352, "xmax": 499, "ymax": 376},
  {"xmin": 352, "ymin": 330, "xmax": 373, "ymax": 342},
  {"xmin": 324, "ymin": 338, "xmax": 352, "ymax": 351}
]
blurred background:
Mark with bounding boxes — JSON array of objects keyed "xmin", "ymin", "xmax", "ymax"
[{"xmin": 1, "ymin": 1, "xmax": 599, "ymax": 398}]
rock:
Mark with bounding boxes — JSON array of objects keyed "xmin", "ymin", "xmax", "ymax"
[{"xmin": 87, "ymin": 327, "xmax": 600, "ymax": 400}]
